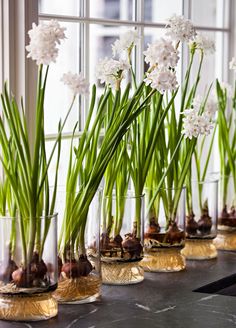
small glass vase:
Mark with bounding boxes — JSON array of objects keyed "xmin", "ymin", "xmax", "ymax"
[
  {"xmin": 214, "ymin": 175, "xmax": 236, "ymax": 250},
  {"xmin": 181, "ymin": 179, "xmax": 218, "ymax": 260},
  {"xmin": 141, "ymin": 187, "xmax": 186, "ymax": 272},
  {"xmin": 53, "ymin": 191, "xmax": 101, "ymax": 304},
  {"xmin": 0, "ymin": 214, "xmax": 58, "ymax": 321},
  {"xmin": 101, "ymin": 192, "xmax": 144, "ymax": 285}
]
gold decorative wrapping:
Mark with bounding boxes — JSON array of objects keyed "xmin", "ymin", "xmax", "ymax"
[
  {"xmin": 141, "ymin": 248, "xmax": 186, "ymax": 272},
  {"xmin": 53, "ymin": 275, "xmax": 101, "ymax": 304},
  {"xmin": 181, "ymin": 239, "xmax": 217, "ymax": 260},
  {"xmin": 0, "ymin": 292, "xmax": 57, "ymax": 321},
  {"xmin": 214, "ymin": 231, "xmax": 236, "ymax": 250},
  {"xmin": 101, "ymin": 261, "xmax": 144, "ymax": 285}
]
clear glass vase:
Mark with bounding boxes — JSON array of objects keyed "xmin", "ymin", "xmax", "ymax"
[
  {"xmin": 0, "ymin": 214, "xmax": 58, "ymax": 321},
  {"xmin": 141, "ymin": 187, "xmax": 186, "ymax": 272},
  {"xmin": 101, "ymin": 192, "xmax": 144, "ymax": 285},
  {"xmin": 53, "ymin": 191, "xmax": 101, "ymax": 304},
  {"xmin": 214, "ymin": 175, "xmax": 236, "ymax": 250},
  {"xmin": 181, "ymin": 179, "xmax": 218, "ymax": 260}
]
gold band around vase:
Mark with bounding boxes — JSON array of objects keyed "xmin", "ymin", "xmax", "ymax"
[
  {"xmin": 214, "ymin": 230, "xmax": 236, "ymax": 251},
  {"xmin": 181, "ymin": 239, "xmax": 217, "ymax": 260},
  {"xmin": 53, "ymin": 275, "xmax": 101, "ymax": 304},
  {"xmin": 0, "ymin": 292, "xmax": 57, "ymax": 321},
  {"xmin": 141, "ymin": 248, "xmax": 186, "ymax": 272},
  {"xmin": 101, "ymin": 261, "xmax": 144, "ymax": 285}
]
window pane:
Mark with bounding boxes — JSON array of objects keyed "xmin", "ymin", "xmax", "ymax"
[
  {"xmin": 144, "ymin": 0, "xmax": 182, "ymax": 23},
  {"xmin": 39, "ymin": 0, "xmax": 81, "ymax": 16},
  {"xmin": 41, "ymin": 21, "xmax": 82, "ymax": 135},
  {"xmin": 190, "ymin": 0, "xmax": 230, "ymax": 28},
  {"xmin": 90, "ymin": 0, "xmax": 133, "ymax": 20}
]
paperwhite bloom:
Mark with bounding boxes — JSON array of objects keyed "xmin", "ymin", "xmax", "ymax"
[
  {"xmin": 112, "ymin": 30, "xmax": 140, "ymax": 57},
  {"xmin": 61, "ymin": 72, "xmax": 89, "ymax": 96},
  {"xmin": 191, "ymin": 95, "xmax": 203, "ymax": 110},
  {"xmin": 143, "ymin": 38, "xmax": 179, "ymax": 68},
  {"xmin": 165, "ymin": 14, "xmax": 196, "ymax": 43},
  {"xmin": 205, "ymin": 98, "xmax": 217, "ymax": 119},
  {"xmin": 26, "ymin": 20, "xmax": 66, "ymax": 65},
  {"xmin": 220, "ymin": 81, "xmax": 233, "ymax": 98},
  {"xmin": 229, "ymin": 57, "xmax": 236, "ymax": 71},
  {"xmin": 182, "ymin": 107, "xmax": 214, "ymax": 139},
  {"xmin": 192, "ymin": 33, "xmax": 215, "ymax": 54},
  {"xmin": 96, "ymin": 58, "xmax": 130, "ymax": 87},
  {"xmin": 144, "ymin": 68, "xmax": 178, "ymax": 94}
]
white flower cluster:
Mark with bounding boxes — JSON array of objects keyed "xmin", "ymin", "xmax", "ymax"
[
  {"xmin": 220, "ymin": 81, "xmax": 233, "ymax": 98},
  {"xmin": 144, "ymin": 68, "xmax": 178, "ymax": 94},
  {"xmin": 229, "ymin": 57, "xmax": 236, "ymax": 72},
  {"xmin": 26, "ymin": 20, "xmax": 66, "ymax": 65},
  {"xmin": 192, "ymin": 33, "xmax": 215, "ymax": 54},
  {"xmin": 165, "ymin": 14, "xmax": 196, "ymax": 43},
  {"xmin": 143, "ymin": 38, "xmax": 179, "ymax": 93},
  {"xmin": 205, "ymin": 98, "xmax": 217, "ymax": 119},
  {"xmin": 96, "ymin": 58, "xmax": 130, "ymax": 87},
  {"xmin": 144, "ymin": 38, "xmax": 179, "ymax": 68},
  {"xmin": 182, "ymin": 97, "xmax": 214, "ymax": 139},
  {"xmin": 61, "ymin": 72, "xmax": 89, "ymax": 96},
  {"xmin": 112, "ymin": 30, "xmax": 140, "ymax": 58}
]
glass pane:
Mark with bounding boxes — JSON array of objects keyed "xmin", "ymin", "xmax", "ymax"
[
  {"xmin": 40, "ymin": 21, "xmax": 81, "ymax": 135},
  {"xmin": 144, "ymin": 0, "xmax": 182, "ymax": 23},
  {"xmin": 190, "ymin": 0, "xmax": 229, "ymax": 28},
  {"xmin": 39, "ymin": 0, "xmax": 81, "ymax": 16},
  {"xmin": 90, "ymin": 0, "xmax": 133, "ymax": 20}
]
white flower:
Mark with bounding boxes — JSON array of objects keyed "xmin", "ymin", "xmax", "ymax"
[
  {"xmin": 182, "ymin": 108, "xmax": 214, "ymax": 139},
  {"xmin": 143, "ymin": 38, "xmax": 179, "ymax": 68},
  {"xmin": 220, "ymin": 81, "xmax": 233, "ymax": 97},
  {"xmin": 61, "ymin": 72, "xmax": 89, "ymax": 96},
  {"xmin": 96, "ymin": 58, "xmax": 130, "ymax": 87},
  {"xmin": 112, "ymin": 30, "xmax": 140, "ymax": 57},
  {"xmin": 192, "ymin": 95, "xmax": 203, "ymax": 110},
  {"xmin": 144, "ymin": 68, "xmax": 178, "ymax": 94},
  {"xmin": 229, "ymin": 57, "xmax": 236, "ymax": 71},
  {"xmin": 205, "ymin": 97, "xmax": 217, "ymax": 119},
  {"xmin": 26, "ymin": 20, "xmax": 66, "ymax": 65},
  {"xmin": 165, "ymin": 14, "xmax": 196, "ymax": 43},
  {"xmin": 191, "ymin": 33, "xmax": 215, "ymax": 54}
]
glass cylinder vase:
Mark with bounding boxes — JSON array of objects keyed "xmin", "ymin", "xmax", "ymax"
[
  {"xmin": 0, "ymin": 214, "xmax": 58, "ymax": 321},
  {"xmin": 101, "ymin": 192, "xmax": 144, "ymax": 285},
  {"xmin": 214, "ymin": 175, "xmax": 236, "ymax": 250},
  {"xmin": 181, "ymin": 179, "xmax": 218, "ymax": 260},
  {"xmin": 53, "ymin": 191, "xmax": 101, "ymax": 304},
  {"xmin": 141, "ymin": 187, "xmax": 186, "ymax": 272}
]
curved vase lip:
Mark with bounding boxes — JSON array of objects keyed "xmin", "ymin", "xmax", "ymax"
[
  {"xmin": 144, "ymin": 186, "xmax": 186, "ymax": 192},
  {"xmin": 103, "ymin": 190, "xmax": 145, "ymax": 200},
  {"xmin": 191, "ymin": 178, "xmax": 218, "ymax": 185},
  {"xmin": 0, "ymin": 212, "xmax": 58, "ymax": 221}
]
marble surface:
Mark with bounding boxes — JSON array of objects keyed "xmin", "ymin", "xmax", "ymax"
[{"xmin": 1, "ymin": 250, "xmax": 236, "ymax": 328}]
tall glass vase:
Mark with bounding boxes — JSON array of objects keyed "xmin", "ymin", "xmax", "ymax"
[
  {"xmin": 214, "ymin": 175, "xmax": 236, "ymax": 250},
  {"xmin": 0, "ymin": 214, "xmax": 58, "ymax": 321},
  {"xmin": 141, "ymin": 187, "xmax": 186, "ymax": 272},
  {"xmin": 54, "ymin": 191, "xmax": 101, "ymax": 304},
  {"xmin": 101, "ymin": 192, "xmax": 144, "ymax": 285},
  {"xmin": 181, "ymin": 179, "xmax": 218, "ymax": 260}
]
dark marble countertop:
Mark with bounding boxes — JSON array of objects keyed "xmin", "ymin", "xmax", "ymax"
[{"xmin": 1, "ymin": 250, "xmax": 236, "ymax": 328}]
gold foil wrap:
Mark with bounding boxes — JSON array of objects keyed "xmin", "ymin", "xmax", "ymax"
[
  {"xmin": 101, "ymin": 261, "xmax": 144, "ymax": 285},
  {"xmin": 141, "ymin": 248, "xmax": 186, "ymax": 272},
  {"xmin": 0, "ymin": 292, "xmax": 57, "ymax": 321},
  {"xmin": 53, "ymin": 275, "xmax": 101, "ymax": 304},
  {"xmin": 214, "ymin": 230, "xmax": 236, "ymax": 251},
  {"xmin": 181, "ymin": 239, "xmax": 217, "ymax": 260}
]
